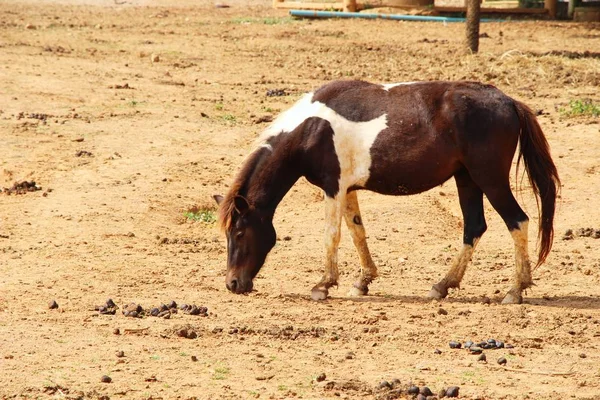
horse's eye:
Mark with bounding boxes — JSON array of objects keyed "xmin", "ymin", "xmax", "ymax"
[{"xmin": 236, "ymin": 231, "xmax": 244, "ymax": 238}]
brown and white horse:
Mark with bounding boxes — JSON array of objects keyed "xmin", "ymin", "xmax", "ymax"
[{"xmin": 214, "ymin": 80, "xmax": 559, "ymax": 304}]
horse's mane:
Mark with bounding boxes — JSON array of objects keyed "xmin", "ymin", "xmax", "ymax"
[{"xmin": 218, "ymin": 148, "xmax": 264, "ymax": 232}]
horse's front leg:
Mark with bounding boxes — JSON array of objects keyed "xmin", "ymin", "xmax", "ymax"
[
  {"xmin": 343, "ymin": 191, "xmax": 377, "ymax": 296},
  {"xmin": 311, "ymin": 193, "xmax": 345, "ymax": 301}
]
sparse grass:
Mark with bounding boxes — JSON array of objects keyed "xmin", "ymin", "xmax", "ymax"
[
  {"xmin": 150, "ymin": 355, "xmax": 160, "ymax": 361},
  {"xmin": 213, "ymin": 365, "xmax": 230, "ymax": 380},
  {"xmin": 215, "ymin": 103, "xmax": 223, "ymax": 111},
  {"xmin": 184, "ymin": 207, "xmax": 217, "ymax": 224},
  {"xmin": 221, "ymin": 114, "xmax": 237, "ymax": 123},
  {"xmin": 561, "ymin": 99, "xmax": 600, "ymax": 118},
  {"xmin": 278, "ymin": 384, "xmax": 288, "ymax": 391}
]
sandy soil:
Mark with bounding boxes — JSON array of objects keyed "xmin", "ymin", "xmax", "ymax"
[{"xmin": 1, "ymin": 1, "xmax": 600, "ymax": 399}]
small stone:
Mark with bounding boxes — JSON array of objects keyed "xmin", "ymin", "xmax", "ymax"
[
  {"xmin": 191, "ymin": 355, "xmax": 198, "ymax": 362},
  {"xmin": 497, "ymin": 357, "xmax": 507, "ymax": 365},
  {"xmin": 420, "ymin": 386, "xmax": 433, "ymax": 396},
  {"xmin": 25, "ymin": 23, "xmax": 37, "ymax": 30},
  {"xmin": 478, "ymin": 353, "xmax": 487, "ymax": 362},
  {"xmin": 434, "ymin": 349, "xmax": 442, "ymax": 354},
  {"xmin": 446, "ymin": 386, "xmax": 459, "ymax": 398},
  {"xmin": 151, "ymin": 53, "xmax": 160, "ymax": 63},
  {"xmin": 177, "ymin": 329, "xmax": 188, "ymax": 338},
  {"xmin": 449, "ymin": 341, "xmax": 461, "ymax": 349},
  {"xmin": 100, "ymin": 375, "xmax": 112, "ymax": 383},
  {"xmin": 378, "ymin": 381, "xmax": 392, "ymax": 390},
  {"xmin": 48, "ymin": 300, "xmax": 59, "ymax": 309},
  {"xmin": 345, "ymin": 351, "xmax": 355, "ymax": 359},
  {"xmin": 113, "ymin": 328, "xmax": 120, "ymax": 335},
  {"xmin": 437, "ymin": 308, "xmax": 448, "ymax": 315},
  {"xmin": 579, "ymin": 353, "xmax": 586, "ymax": 358},
  {"xmin": 115, "ymin": 350, "xmax": 124, "ymax": 358},
  {"xmin": 316, "ymin": 373, "xmax": 326, "ymax": 382},
  {"xmin": 408, "ymin": 385, "xmax": 419, "ymax": 395},
  {"xmin": 186, "ymin": 330, "xmax": 197, "ymax": 339}
]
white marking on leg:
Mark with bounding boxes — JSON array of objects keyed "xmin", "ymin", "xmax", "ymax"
[
  {"xmin": 381, "ymin": 82, "xmax": 417, "ymax": 91},
  {"xmin": 511, "ymin": 220, "xmax": 532, "ymax": 290},
  {"xmin": 312, "ymin": 194, "xmax": 345, "ymax": 300},
  {"xmin": 429, "ymin": 238, "xmax": 480, "ymax": 299},
  {"xmin": 344, "ymin": 192, "xmax": 377, "ymax": 296},
  {"xmin": 445, "ymin": 238, "xmax": 480, "ymax": 287}
]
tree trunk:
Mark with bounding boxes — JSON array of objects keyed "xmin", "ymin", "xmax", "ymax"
[{"xmin": 465, "ymin": 0, "xmax": 481, "ymax": 53}]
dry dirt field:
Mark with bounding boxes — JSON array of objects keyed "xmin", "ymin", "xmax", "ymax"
[{"xmin": 1, "ymin": 0, "xmax": 600, "ymax": 399}]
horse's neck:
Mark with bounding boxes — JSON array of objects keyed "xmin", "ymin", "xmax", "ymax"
[{"xmin": 244, "ymin": 141, "xmax": 302, "ymax": 214}]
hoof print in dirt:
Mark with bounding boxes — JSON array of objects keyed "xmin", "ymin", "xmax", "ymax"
[{"xmin": 48, "ymin": 300, "xmax": 59, "ymax": 309}]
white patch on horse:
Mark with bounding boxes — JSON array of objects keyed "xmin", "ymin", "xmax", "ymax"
[
  {"xmin": 382, "ymin": 82, "xmax": 417, "ymax": 91},
  {"xmin": 322, "ymin": 109, "xmax": 387, "ymax": 190},
  {"xmin": 259, "ymin": 92, "xmax": 388, "ymax": 190},
  {"xmin": 257, "ymin": 92, "xmax": 319, "ymax": 145}
]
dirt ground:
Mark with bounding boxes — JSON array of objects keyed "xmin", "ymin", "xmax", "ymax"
[{"xmin": 1, "ymin": 1, "xmax": 600, "ymax": 399}]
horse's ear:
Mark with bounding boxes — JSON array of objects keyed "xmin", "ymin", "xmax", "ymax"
[
  {"xmin": 233, "ymin": 195, "xmax": 250, "ymax": 214},
  {"xmin": 213, "ymin": 194, "xmax": 224, "ymax": 205}
]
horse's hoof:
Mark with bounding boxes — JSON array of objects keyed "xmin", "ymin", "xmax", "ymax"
[
  {"xmin": 311, "ymin": 287, "xmax": 329, "ymax": 301},
  {"xmin": 501, "ymin": 290, "xmax": 523, "ymax": 305},
  {"xmin": 427, "ymin": 284, "xmax": 447, "ymax": 300},
  {"xmin": 347, "ymin": 286, "xmax": 366, "ymax": 297}
]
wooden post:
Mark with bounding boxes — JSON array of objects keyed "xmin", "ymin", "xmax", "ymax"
[
  {"xmin": 544, "ymin": 0, "xmax": 557, "ymax": 18},
  {"xmin": 465, "ymin": 0, "xmax": 481, "ymax": 53},
  {"xmin": 568, "ymin": 0, "xmax": 581, "ymax": 18},
  {"xmin": 344, "ymin": 0, "xmax": 357, "ymax": 12}
]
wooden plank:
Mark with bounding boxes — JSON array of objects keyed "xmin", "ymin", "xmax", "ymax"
[
  {"xmin": 344, "ymin": 0, "xmax": 357, "ymax": 11},
  {"xmin": 274, "ymin": 1, "xmax": 344, "ymax": 9},
  {"xmin": 435, "ymin": 5, "xmax": 549, "ymax": 13}
]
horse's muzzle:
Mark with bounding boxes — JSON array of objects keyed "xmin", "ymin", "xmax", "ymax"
[{"xmin": 226, "ymin": 277, "xmax": 253, "ymax": 294}]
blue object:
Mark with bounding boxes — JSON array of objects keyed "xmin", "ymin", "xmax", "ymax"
[{"xmin": 289, "ymin": 9, "xmax": 499, "ymax": 23}]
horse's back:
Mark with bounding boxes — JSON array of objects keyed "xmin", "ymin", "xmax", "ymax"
[{"xmin": 310, "ymin": 80, "xmax": 521, "ymax": 196}]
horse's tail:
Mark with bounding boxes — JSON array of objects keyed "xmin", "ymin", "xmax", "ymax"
[{"xmin": 514, "ymin": 101, "xmax": 560, "ymax": 268}]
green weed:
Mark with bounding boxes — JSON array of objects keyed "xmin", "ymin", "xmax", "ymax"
[
  {"xmin": 561, "ymin": 99, "xmax": 600, "ymax": 118},
  {"xmin": 184, "ymin": 208, "xmax": 217, "ymax": 224}
]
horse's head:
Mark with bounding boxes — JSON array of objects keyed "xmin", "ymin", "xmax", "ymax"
[{"xmin": 214, "ymin": 194, "xmax": 276, "ymax": 294}]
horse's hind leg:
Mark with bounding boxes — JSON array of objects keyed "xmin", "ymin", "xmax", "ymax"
[
  {"xmin": 481, "ymin": 184, "xmax": 532, "ymax": 304},
  {"xmin": 311, "ymin": 193, "xmax": 345, "ymax": 301},
  {"xmin": 343, "ymin": 191, "xmax": 377, "ymax": 296},
  {"xmin": 429, "ymin": 170, "xmax": 487, "ymax": 299}
]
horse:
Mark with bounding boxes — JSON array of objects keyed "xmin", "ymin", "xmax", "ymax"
[{"xmin": 213, "ymin": 80, "xmax": 559, "ymax": 304}]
